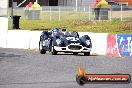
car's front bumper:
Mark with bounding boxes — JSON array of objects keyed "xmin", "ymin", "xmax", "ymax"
[{"xmin": 54, "ymin": 44, "xmax": 91, "ymax": 53}]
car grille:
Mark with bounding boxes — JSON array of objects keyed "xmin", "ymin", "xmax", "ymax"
[{"xmin": 68, "ymin": 45, "xmax": 82, "ymax": 50}]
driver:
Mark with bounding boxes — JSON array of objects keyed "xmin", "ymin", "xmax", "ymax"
[{"xmin": 51, "ymin": 28, "xmax": 60, "ymax": 36}]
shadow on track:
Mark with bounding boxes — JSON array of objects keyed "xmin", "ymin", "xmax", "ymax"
[
  {"xmin": 0, "ymin": 53, "xmax": 22, "ymax": 58},
  {"xmin": 51, "ymin": 53, "xmax": 98, "ymax": 56},
  {"xmin": 0, "ymin": 81, "xmax": 76, "ymax": 85},
  {"xmin": 0, "ymin": 53, "xmax": 23, "ymax": 61}
]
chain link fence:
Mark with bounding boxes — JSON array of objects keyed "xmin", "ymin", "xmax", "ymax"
[{"xmin": 8, "ymin": 5, "xmax": 132, "ymax": 21}]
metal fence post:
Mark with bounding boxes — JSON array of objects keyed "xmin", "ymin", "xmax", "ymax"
[
  {"xmin": 121, "ymin": 4, "xmax": 123, "ymax": 21},
  {"xmin": 11, "ymin": 0, "xmax": 13, "ymax": 29},
  {"xmin": 78, "ymin": 6, "xmax": 80, "ymax": 19},
  {"xmin": 109, "ymin": 6, "xmax": 112, "ymax": 21},
  {"xmin": 89, "ymin": 6, "xmax": 91, "ymax": 21},
  {"xmin": 59, "ymin": 6, "xmax": 61, "ymax": 21},
  {"xmin": 50, "ymin": 6, "xmax": 52, "ymax": 21},
  {"xmin": 83, "ymin": 7, "xmax": 86, "ymax": 12},
  {"xmin": 76, "ymin": 0, "xmax": 78, "ymax": 12}
]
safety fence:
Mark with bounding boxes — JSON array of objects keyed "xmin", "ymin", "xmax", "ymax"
[
  {"xmin": 1, "ymin": 30, "xmax": 132, "ymax": 58},
  {"xmin": 8, "ymin": 5, "xmax": 132, "ymax": 21}
]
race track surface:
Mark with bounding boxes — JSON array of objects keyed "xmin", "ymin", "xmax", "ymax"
[{"xmin": 0, "ymin": 48, "xmax": 131, "ymax": 88}]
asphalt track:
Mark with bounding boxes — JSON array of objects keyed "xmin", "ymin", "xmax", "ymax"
[{"xmin": 0, "ymin": 48, "xmax": 132, "ymax": 88}]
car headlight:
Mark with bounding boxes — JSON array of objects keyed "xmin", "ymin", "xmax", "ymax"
[
  {"xmin": 85, "ymin": 40, "xmax": 90, "ymax": 45},
  {"xmin": 43, "ymin": 40, "xmax": 49, "ymax": 46},
  {"xmin": 43, "ymin": 41, "xmax": 46, "ymax": 46},
  {"xmin": 56, "ymin": 39, "xmax": 61, "ymax": 45}
]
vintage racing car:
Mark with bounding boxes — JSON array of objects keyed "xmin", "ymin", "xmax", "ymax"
[{"xmin": 39, "ymin": 28, "xmax": 92, "ymax": 55}]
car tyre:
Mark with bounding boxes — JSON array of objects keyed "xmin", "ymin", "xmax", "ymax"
[
  {"xmin": 73, "ymin": 52, "xmax": 78, "ymax": 55},
  {"xmin": 40, "ymin": 49, "xmax": 46, "ymax": 54},
  {"xmin": 51, "ymin": 42, "xmax": 57, "ymax": 55},
  {"xmin": 84, "ymin": 52, "xmax": 90, "ymax": 56},
  {"xmin": 39, "ymin": 42, "xmax": 46, "ymax": 54}
]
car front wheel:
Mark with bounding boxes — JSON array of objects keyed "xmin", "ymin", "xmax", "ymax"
[
  {"xmin": 84, "ymin": 52, "xmax": 90, "ymax": 56},
  {"xmin": 73, "ymin": 52, "xmax": 78, "ymax": 55},
  {"xmin": 39, "ymin": 42, "xmax": 46, "ymax": 54},
  {"xmin": 51, "ymin": 46, "xmax": 57, "ymax": 55},
  {"xmin": 51, "ymin": 41, "xmax": 57, "ymax": 55}
]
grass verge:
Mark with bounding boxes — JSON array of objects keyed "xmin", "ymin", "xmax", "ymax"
[{"xmin": 8, "ymin": 19, "xmax": 132, "ymax": 34}]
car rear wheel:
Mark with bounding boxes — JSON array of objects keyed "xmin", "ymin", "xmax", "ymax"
[{"xmin": 84, "ymin": 52, "xmax": 90, "ymax": 56}]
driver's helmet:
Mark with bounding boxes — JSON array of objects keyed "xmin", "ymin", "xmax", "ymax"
[
  {"xmin": 52, "ymin": 28, "xmax": 59, "ymax": 32},
  {"xmin": 52, "ymin": 28, "xmax": 60, "ymax": 36}
]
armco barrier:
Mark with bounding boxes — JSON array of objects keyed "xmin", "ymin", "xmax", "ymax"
[
  {"xmin": 107, "ymin": 34, "xmax": 132, "ymax": 58},
  {"xmin": 3, "ymin": 30, "xmax": 108, "ymax": 55}
]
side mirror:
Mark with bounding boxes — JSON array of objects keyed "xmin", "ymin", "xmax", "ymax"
[{"xmin": 62, "ymin": 29, "xmax": 66, "ymax": 31}]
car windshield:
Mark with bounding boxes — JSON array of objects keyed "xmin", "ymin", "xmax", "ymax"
[
  {"xmin": 52, "ymin": 32, "xmax": 64, "ymax": 37},
  {"xmin": 65, "ymin": 32, "xmax": 78, "ymax": 37}
]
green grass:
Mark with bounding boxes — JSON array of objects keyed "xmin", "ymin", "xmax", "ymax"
[
  {"xmin": 8, "ymin": 9, "xmax": 132, "ymax": 33},
  {"xmin": 8, "ymin": 19, "xmax": 132, "ymax": 34}
]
